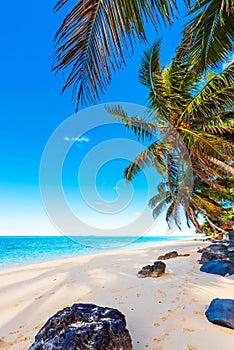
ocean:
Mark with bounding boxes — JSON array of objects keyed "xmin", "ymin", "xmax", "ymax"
[{"xmin": 0, "ymin": 235, "xmax": 194, "ymax": 268}]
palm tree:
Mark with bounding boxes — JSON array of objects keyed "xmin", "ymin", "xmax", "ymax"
[
  {"xmin": 107, "ymin": 40, "xmax": 234, "ymax": 231},
  {"xmin": 53, "ymin": 0, "xmax": 234, "ymax": 107}
]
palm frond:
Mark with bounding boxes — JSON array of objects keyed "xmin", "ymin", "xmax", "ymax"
[
  {"xmin": 179, "ymin": 127, "xmax": 234, "ymax": 161},
  {"xmin": 179, "ymin": 62, "xmax": 234, "ymax": 124},
  {"xmin": 207, "ymin": 156, "xmax": 234, "ymax": 177},
  {"xmin": 138, "ymin": 39, "xmax": 161, "ymax": 94},
  {"xmin": 165, "ymin": 200, "xmax": 180, "ymax": 229},
  {"xmin": 106, "ymin": 104, "xmax": 158, "ymax": 141},
  {"xmin": 152, "ymin": 197, "xmax": 169, "ymax": 219},
  {"xmin": 191, "ymin": 192, "xmax": 234, "ymax": 226},
  {"xmin": 53, "ymin": 0, "xmax": 176, "ymax": 106},
  {"xmin": 124, "ymin": 141, "xmax": 168, "ymax": 180},
  {"xmin": 193, "ymin": 124, "xmax": 234, "ymax": 135},
  {"xmin": 183, "ymin": 0, "xmax": 234, "ymax": 72},
  {"xmin": 191, "ymin": 156, "xmax": 225, "ymax": 191},
  {"xmin": 149, "ymin": 189, "xmax": 170, "ymax": 208},
  {"xmin": 185, "ymin": 206, "xmax": 201, "ymax": 231},
  {"xmin": 138, "ymin": 41, "xmax": 174, "ymax": 117},
  {"xmin": 167, "ymin": 153, "xmax": 179, "ymax": 198},
  {"xmin": 166, "ymin": 41, "xmax": 197, "ymax": 104}
]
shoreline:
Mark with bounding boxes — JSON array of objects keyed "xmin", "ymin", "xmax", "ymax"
[
  {"xmin": 0, "ymin": 235, "xmax": 196, "ymax": 270},
  {"xmin": 0, "ymin": 238, "xmax": 233, "ymax": 349}
]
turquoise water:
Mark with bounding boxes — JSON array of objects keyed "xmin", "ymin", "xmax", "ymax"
[{"xmin": 0, "ymin": 235, "xmax": 193, "ymax": 268}]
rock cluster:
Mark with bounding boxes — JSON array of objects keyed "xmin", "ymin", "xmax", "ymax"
[
  {"xmin": 198, "ymin": 243, "xmax": 234, "ymax": 276},
  {"xmin": 197, "ymin": 243, "xmax": 234, "ymax": 330},
  {"xmin": 29, "ymin": 303, "xmax": 132, "ymax": 350},
  {"xmin": 137, "ymin": 261, "xmax": 166, "ymax": 278}
]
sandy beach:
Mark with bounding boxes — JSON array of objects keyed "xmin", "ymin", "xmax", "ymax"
[{"xmin": 0, "ymin": 239, "xmax": 233, "ymax": 350}]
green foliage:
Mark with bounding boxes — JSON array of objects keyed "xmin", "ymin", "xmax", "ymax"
[
  {"xmin": 183, "ymin": 0, "xmax": 234, "ymax": 73},
  {"xmin": 108, "ymin": 40, "xmax": 234, "ymax": 231}
]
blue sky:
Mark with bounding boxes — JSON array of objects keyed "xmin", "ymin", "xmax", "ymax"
[{"xmin": 0, "ymin": 1, "xmax": 195, "ymax": 236}]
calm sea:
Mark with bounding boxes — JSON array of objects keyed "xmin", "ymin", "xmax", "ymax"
[{"xmin": 0, "ymin": 235, "xmax": 193, "ymax": 268}]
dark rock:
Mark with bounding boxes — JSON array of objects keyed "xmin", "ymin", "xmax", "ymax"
[
  {"xmin": 158, "ymin": 251, "xmax": 190, "ymax": 260},
  {"xmin": 198, "ymin": 243, "xmax": 234, "ymax": 264},
  {"xmin": 199, "ymin": 251, "xmax": 228, "ymax": 264},
  {"xmin": 207, "ymin": 244, "xmax": 228, "ymax": 253},
  {"xmin": 158, "ymin": 251, "xmax": 178, "ymax": 260},
  {"xmin": 197, "ymin": 247, "xmax": 207, "ymax": 253},
  {"xmin": 200, "ymin": 259, "xmax": 234, "ymax": 276},
  {"xmin": 29, "ymin": 303, "xmax": 132, "ymax": 350},
  {"xmin": 152, "ymin": 261, "xmax": 166, "ymax": 277},
  {"xmin": 194, "ymin": 237, "xmax": 211, "ymax": 241},
  {"xmin": 138, "ymin": 261, "xmax": 166, "ymax": 278},
  {"xmin": 227, "ymin": 250, "xmax": 234, "ymax": 260},
  {"xmin": 165, "ymin": 251, "xmax": 178, "ymax": 259},
  {"xmin": 179, "ymin": 253, "xmax": 190, "ymax": 257},
  {"xmin": 157, "ymin": 255, "xmax": 165, "ymax": 260},
  {"xmin": 228, "ymin": 231, "xmax": 234, "ymax": 248},
  {"xmin": 205, "ymin": 298, "xmax": 234, "ymax": 329},
  {"xmin": 137, "ymin": 264, "xmax": 154, "ymax": 277},
  {"xmin": 199, "ymin": 252, "xmax": 216, "ymax": 264},
  {"xmin": 198, "ymin": 244, "xmax": 228, "ymax": 254}
]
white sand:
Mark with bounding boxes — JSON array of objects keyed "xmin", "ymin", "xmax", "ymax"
[{"xmin": 0, "ymin": 239, "xmax": 233, "ymax": 350}]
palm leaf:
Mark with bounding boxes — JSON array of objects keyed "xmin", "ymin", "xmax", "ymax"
[
  {"xmin": 152, "ymin": 197, "xmax": 170, "ymax": 219},
  {"xmin": 190, "ymin": 156, "xmax": 225, "ymax": 191},
  {"xmin": 138, "ymin": 39, "xmax": 162, "ymax": 101},
  {"xmin": 179, "ymin": 128, "xmax": 234, "ymax": 161},
  {"xmin": 124, "ymin": 140, "xmax": 168, "ymax": 181},
  {"xmin": 106, "ymin": 104, "xmax": 158, "ymax": 141},
  {"xmin": 53, "ymin": 0, "xmax": 176, "ymax": 106},
  {"xmin": 207, "ymin": 156, "xmax": 234, "ymax": 177},
  {"xmin": 183, "ymin": 0, "xmax": 234, "ymax": 72},
  {"xmin": 185, "ymin": 205, "xmax": 201, "ymax": 230},
  {"xmin": 178, "ymin": 62, "xmax": 234, "ymax": 124}
]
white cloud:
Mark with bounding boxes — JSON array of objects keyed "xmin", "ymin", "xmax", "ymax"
[
  {"xmin": 64, "ymin": 136, "xmax": 89, "ymax": 143},
  {"xmin": 134, "ymin": 211, "xmax": 141, "ymax": 216}
]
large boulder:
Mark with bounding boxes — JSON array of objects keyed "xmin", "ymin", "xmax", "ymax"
[
  {"xmin": 200, "ymin": 259, "xmax": 234, "ymax": 276},
  {"xmin": 205, "ymin": 298, "xmax": 234, "ymax": 329},
  {"xmin": 199, "ymin": 251, "xmax": 228, "ymax": 264},
  {"xmin": 138, "ymin": 261, "xmax": 166, "ymax": 278},
  {"xmin": 29, "ymin": 303, "xmax": 132, "ymax": 350}
]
